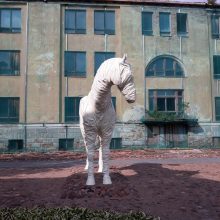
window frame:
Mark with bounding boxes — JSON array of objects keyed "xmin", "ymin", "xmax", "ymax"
[
  {"xmin": 211, "ymin": 14, "xmax": 220, "ymax": 39},
  {"xmin": 110, "ymin": 138, "xmax": 122, "ymax": 149},
  {"xmin": 149, "ymin": 90, "xmax": 183, "ymax": 113},
  {"xmin": 177, "ymin": 13, "xmax": 188, "ymax": 36},
  {"xmin": 0, "ymin": 97, "xmax": 19, "ymax": 123},
  {"xmin": 159, "ymin": 12, "xmax": 171, "ymax": 36},
  {"xmin": 94, "ymin": 51, "xmax": 115, "ymax": 74},
  {"xmin": 64, "ymin": 51, "xmax": 86, "ymax": 77},
  {"xmin": 0, "ymin": 50, "xmax": 20, "ymax": 76},
  {"xmin": 145, "ymin": 56, "xmax": 184, "ymax": 78},
  {"xmin": 94, "ymin": 10, "xmax": 115, "ymax": 35},
  {"xmin": 0, "ymin": 8, "xmax": 21, "ymax": 33},
  {"xmin": 213, "ymin": 55, "xmax": 220, "ymax": 79},
  {"xmin": 65, "ymin": 97, "xmax": 82, "ymax": 123},
  {"xmin": 59, "ymin": 138, "xmax": 74, "ymax": 151},
  {"xmin": 142, "ymin": 11, "xmax": 153, "ymax": 36},
  {"xmin": 65, "ymin": 9, "xmax": 86, "ymax": 34},
  {"xmin": 215, "ymin": 97, "xmax": 220, "ymax": 121}
]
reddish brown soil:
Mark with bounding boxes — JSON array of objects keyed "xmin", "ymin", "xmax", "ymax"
[{"xmin": 0, "ymin": 149, "xmax": 220, "ymax": 220}]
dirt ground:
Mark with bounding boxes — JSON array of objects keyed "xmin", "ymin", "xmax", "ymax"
[{"xmin": 0, "ymin": 149, "xmax": 220, "ymax": 220}]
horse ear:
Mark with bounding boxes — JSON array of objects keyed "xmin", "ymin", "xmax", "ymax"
[{"xmin": 122, "ymin": 54, "xmax": 127, "ymax": 63}]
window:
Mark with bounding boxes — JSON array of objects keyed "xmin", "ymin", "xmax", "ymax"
[
  {"xmin": 94, "ymin": 10, "xmax": 115, "ymax": 35},
  {"xmin": 177, "ymin": 13, "xmax": 187, "ymax": 36},
  {"xmin": 159, "ymin": 12, "xmax": 171, "ymax": 36},
  {"xmin": 64, "ymin": 51, "xmax": 86, "ymax": 77},
  {"xmin": 65, "ymin": 97, "xmax": 81, "ymax": 123},
  {"xmin": 8, "ymin": 139, "xmax": 23, "ymax": 151},
  {"xmin": 0, "ymin": 9, "xmax": 21, "ymax": 33},
  {"xmin": 0, "ymin": 50, "xmax": 20, "ymax": 75},
  {"xmin": 215, "ymin": 97, "xmax": 220, "ymax": 121},
  {"xmin": 94, "ymin": 52, "xmax": 115, "ymax": 74},
  {"xmin": 65, "ymin": 9, "xmax": 86, "ymax": 34},
  {"xmin": 111, "ymin": 97, "xmax": 116, "ymax": 111},
  {"xmin": 146, "ymin": 56, "xmax": 184, "ymax": 77},
  {"xmin": 142, "ymin": 12, "xmax": 153, "ymax": 35},
  {"xmin": 110, "ymin": 138, "xmax": 122, "ymax": 149},
  {"xmin": 59, "ymin": 139, "xmax": 74, "ymax": 151},
  {"xmin": 213, "ymin": 55, "xmax": 220, "ymax": 79},
  {"xmin": 211, "ymin": 15, "xmax": 220, "ymax": 39},
  {"xmin": 0, "ymin": 97, "xmax": 19, "ymax": 123},
  {"xmin": 149, "ymin": 90, "xmax": 183, "ymax": 113},
  {"xmin": 213, "ymin": 137, "xmax": 220, "ymax": 148}
]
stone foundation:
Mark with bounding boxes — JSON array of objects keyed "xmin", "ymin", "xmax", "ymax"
[{"xmin": 0, "ymin": 122, "xmax": 219, "ymax": 152}]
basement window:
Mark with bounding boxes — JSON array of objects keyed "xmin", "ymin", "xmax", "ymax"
[
  {"xmin": 110, "ymin": 138, "xmax": 122, "ymax": 149},
  {"xmin": 8, "ymin": 139, "xmax": 23, "ymax": 151},
  {"xmin": 59, "ymin": 138, "xmax": 74, "ymax": 151},
  {"xmin": 213, "ymin": 137, "xmax": 220, "ymax": 148}
]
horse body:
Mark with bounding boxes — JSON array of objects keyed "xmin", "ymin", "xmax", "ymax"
[{"xmin": 79, "ymin": 56, "xmax": 136, "ymax": 185}]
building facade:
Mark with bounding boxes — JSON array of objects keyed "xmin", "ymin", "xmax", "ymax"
[{"xmin": 0, "ymin": 0, "xmax": 220, "ymax": 151}]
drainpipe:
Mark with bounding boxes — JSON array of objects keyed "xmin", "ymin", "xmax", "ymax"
[
  {"xmin": 207, "ymin": 12, "xmax": 214, "ymax": 122},
  {"xmin": 142, "ymin": 6, "xmax": 147, "ymax": 146},
  {"xmin": 24, "ymin": 2, "xmax": 29, "ymax": 151},
  {"xmin": 105, "ymin": 34, "xmax": 108, "ymax": 52},
  {"xmin": 59, "ymin": 5, "xmax": 63, "ymax": 123},
  {"xmin": 65, "ymin": 27, "xmax": 68, "ymax": 97}
]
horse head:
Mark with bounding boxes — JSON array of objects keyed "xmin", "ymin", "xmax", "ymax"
[{"xmin": 117, "ymin": 54, "xmax": 136, "ymax": 103}]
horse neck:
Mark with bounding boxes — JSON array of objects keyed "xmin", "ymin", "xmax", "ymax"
[{"xmin": 89, "ymin": 75, "xmax": 113, "ymax": 112}]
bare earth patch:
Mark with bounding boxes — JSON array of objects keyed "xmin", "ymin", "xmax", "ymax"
[{"xmin": 0, "ymin": 149, "xmax": 220, "ymax": 220}]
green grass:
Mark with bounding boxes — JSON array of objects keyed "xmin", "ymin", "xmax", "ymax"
[{"xmin": 0, "ymin": 208, "xmax": 160, "ymax": 220}]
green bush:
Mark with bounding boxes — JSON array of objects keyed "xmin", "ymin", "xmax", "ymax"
[{"xmin": 0, "ymin": 208, "xmax": 159, "ymax": 220}]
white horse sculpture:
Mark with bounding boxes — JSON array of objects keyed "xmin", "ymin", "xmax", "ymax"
[{"xmin": 79, "ymin": 54, "xmax": 136, "ymax": 185}]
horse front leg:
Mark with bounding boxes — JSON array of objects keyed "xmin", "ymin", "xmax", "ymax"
[
  {"xmin": 98, "ymin": 140, "xmax": 103, "ymax": 173},
  {"xmin": 100, "ymin": 129, "xmax": 113, "ymax": 185},
  {"xmin": 81, "ymin": 126, "xmax": 97, "ymax": 186}
]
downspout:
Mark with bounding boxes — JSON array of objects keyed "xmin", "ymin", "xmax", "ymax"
[
  {"xmin": 59, "ymin": 5, "xmax": 63, "ymax": 123},
  {"xmin": 207, "ymin": 12, "xmax": 214, "ymax": 122},
  {"xmin": 65, "ymin": 28, "xmax": 68, "ymax": 97},
  {"xmin": 142, "ymin": 6, "xmax": 147, "ymax": 146},
  {"xmin": 24, "ymin": 2, "xmax": 29, "ymax": 150}
]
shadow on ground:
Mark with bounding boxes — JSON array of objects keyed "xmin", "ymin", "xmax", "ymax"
[{"xmin": 1, "ymin": 163, "xmax": 220, "ymax": 220}]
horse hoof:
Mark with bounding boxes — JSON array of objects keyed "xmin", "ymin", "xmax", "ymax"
[
  {"xmin": 103, "ymin": 175, "xmax": 112, "ymax": 185},
  {"xmin": 86, "ymin": 176, "xmax": 95, "ymax": 186},
  {"xmin": 98, "ymin": 167, "xmax": 103, "ymax": 173}
]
